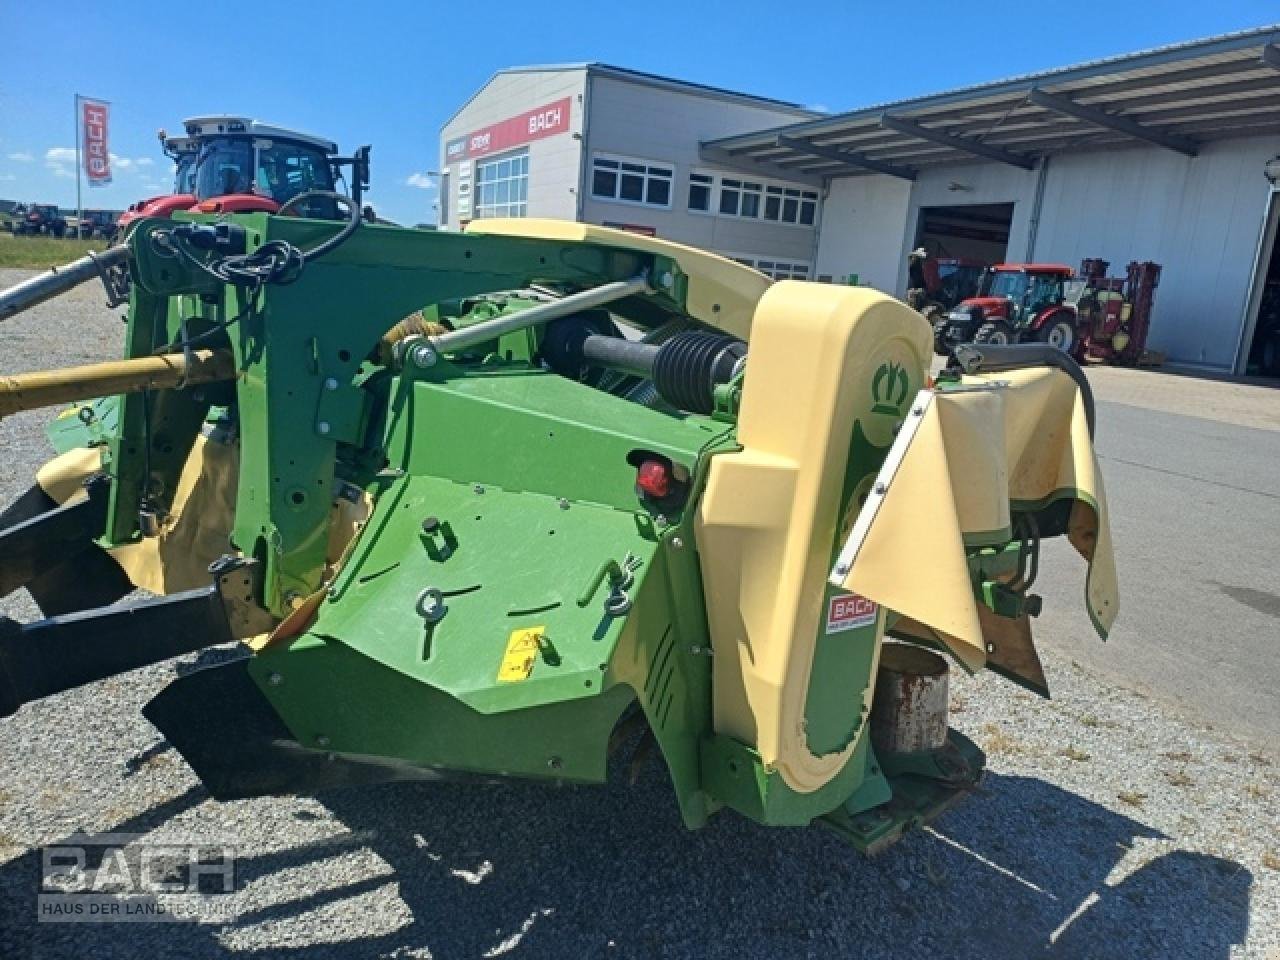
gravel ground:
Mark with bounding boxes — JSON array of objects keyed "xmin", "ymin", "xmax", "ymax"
[{"xmin": 0, "ymin": 267, "xmax": 1276, "ymax": 959}]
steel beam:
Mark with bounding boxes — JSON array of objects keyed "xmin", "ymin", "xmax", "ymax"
[
  {"xmin": 774, "ymin": 136, "xmax": 916, "ymax": 181},
  {"xmin": 1027, "ymin": 88, "xmax": 1199, "ymax": 157},
  {"xmin": 0, "ymin": 474, "xmax": 110, "ymax": 599},
  {"xmin": 697, "ymin": 145, "xmax": 825, "ymax": 187},
  {"xmin": 878, "ymin": 114, "xmax": 1037, "ymax": 170}
]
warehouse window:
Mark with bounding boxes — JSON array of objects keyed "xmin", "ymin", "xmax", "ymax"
[
  {"xmin": 755, "ymin": 259, "xmax": 810, "ymax": 280},
  {"xmin": 724, "ymin": 254, "xmax": 811, "ymax": 280},
  {"xmin": 719, "ymin": 179, "xmax": 764, "ymax": 219},
  {"xmin": 474, "ymin": 150, "xmax": 529, "ymax": 219},
  {"xmin": 688, "ymin": 172, "xmax": 713, "ymax": 212},
  {"xmin": 591, "ymin": 154, "xmax": 673, "ymax": 208},
  {"xmin": 761, "ymin": 185, "xmax": 818, "ymax": 225}
]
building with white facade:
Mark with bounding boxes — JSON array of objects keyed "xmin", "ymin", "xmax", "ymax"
[
  {"xmin": 441, "ymin": 27, "xmax": 1280, "ymax": 374},
  {"xmin": 438, "ymin": 64, "xmax": 824, "ymax": 279}
]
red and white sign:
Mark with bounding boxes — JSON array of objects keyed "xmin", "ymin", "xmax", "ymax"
[
  {"xmin": 80, "ymin": 97, "xmax": 111, "ymax": 186},
  {"xmin": 825, "ymin": 593, "xmax": 878, "ymax": 634},
  {"xmin": 446, "ymin": 97, "xmax": 572, "ymax": 162}
]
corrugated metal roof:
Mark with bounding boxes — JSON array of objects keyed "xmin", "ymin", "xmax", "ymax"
[{"xmin": 702, "ymin": 25, "xmax": 1280, "ymax": 180}]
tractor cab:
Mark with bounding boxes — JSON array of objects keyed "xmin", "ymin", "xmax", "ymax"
[
  {"xmin": 184, "ymin": 116, "xmax": 343, "ymax": 219},
  {"xmin": 115, "ymin": 117, "xmax": 369, "ymax": 236}
]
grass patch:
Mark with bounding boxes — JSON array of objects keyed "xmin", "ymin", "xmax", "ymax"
[{"xmin": 0, "ymin": 233, "xmax": 107, "ymax": 269}]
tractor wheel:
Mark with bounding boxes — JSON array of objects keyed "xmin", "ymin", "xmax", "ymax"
[
  {"xmin": 1038, "ymin": 316, "xmax": 1076, "ymax": 353},
  {"xmin": 974, "ymin": 321, "xmax": 1014, "ymax": 346}
]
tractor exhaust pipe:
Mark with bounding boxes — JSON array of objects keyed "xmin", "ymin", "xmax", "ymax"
[
  {"xmin": 0, "ymin": 244, "xmax": 128, "ymax": 322},
  {"xmin": 0, "ymin": 348, "xmax": 235, "ymax": 420}
]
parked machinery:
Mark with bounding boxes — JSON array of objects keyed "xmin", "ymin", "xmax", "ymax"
[
  {"xmin": 933, "ymin": 263, "xmax": 1079, "ymax": 354},
  {"xmin": 75, "ymin": 210, "xmax": 117, "ymax": 239},
  {"xmin": 933, "ymin": 259, "xmax": 1162, "ymax": 364},
  {"xmin": 1073, "ymin": 259, "xmax": 1162, "ymax": 364},
  {"xmin": 0, "ymin": 216, "xmax": 1116, "ymax": 854},
  {"xmin": 11, "ymin": 203, "xmax": 68, "ymax": 237}
]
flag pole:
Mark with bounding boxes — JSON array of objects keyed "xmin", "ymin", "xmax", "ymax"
[{"xmin": 74, "ymin": 94, "xmax": 83, "ymax": 237}]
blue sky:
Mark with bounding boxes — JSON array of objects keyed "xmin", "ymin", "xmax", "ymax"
[{"xmin": 2, "ymin": 2, "xmax": 1276, "ymax": 224}]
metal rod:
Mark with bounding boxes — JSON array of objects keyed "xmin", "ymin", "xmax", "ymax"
[
  {"xmin": 428, "ymin": 275, "xmax": 651, "ymax": 357},
  {"xmin": 75, "ymin": 93, "xmax": 82, "ymax": 241},
  {"xmin": 0, "ymin": 347, "xmax": 235, "ymax": 420},
  {"xmin": 0, "ymin": 243, "xmax": 128, "ymax": 322},
  {"xmin": 580, "ymin": 335, "xmax": 659, "ymax": 378}
]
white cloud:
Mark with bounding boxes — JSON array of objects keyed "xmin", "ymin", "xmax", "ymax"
[
  {"xmin": 405, "ymin": 172, "xmax": 437, "ymax": 190},
  {"xmin": 136, "ymin": 157, "xmax": 154, "ymax": 166},
  {"xmin": 0, "ymin": 173, "xmax": 15, "ymax": 182},
  {"xmin": 45, "ymin": 147, "xmax": 78, "ymax": 179},
  {"xmin": 44, "ymin": 145, "xmax": 137, "ymax": 178},
  {"xmin": 7, "ymin": 151, "xmax": 33, "ymax": 163},
  {"xmin": 805, "ymin": 103, "xmax": 831, "ymax": 114}
]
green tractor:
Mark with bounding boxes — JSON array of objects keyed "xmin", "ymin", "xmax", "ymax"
[{"xmin": 0, "ymin": 212, "xmax": 1115, "ymax": 853}]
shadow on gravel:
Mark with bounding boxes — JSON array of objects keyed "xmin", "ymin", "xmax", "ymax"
[{"xmin": 0, "ymin": 758, "xmax": 1254, "ymax": 959}]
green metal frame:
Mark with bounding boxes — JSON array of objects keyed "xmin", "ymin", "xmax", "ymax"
[{"xmin": 54, "ymin": 213, "xmax": 1029, "ymax": 848}]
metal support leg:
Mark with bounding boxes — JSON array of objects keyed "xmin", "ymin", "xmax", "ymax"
[{"xmin": 0, "ymin": 558, "xmax": 274, "ymax": 718}]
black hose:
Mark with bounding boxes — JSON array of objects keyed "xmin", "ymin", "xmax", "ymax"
[{"xmin": 172, "ymin": 190, "xmax": 362, "ymax": 290}]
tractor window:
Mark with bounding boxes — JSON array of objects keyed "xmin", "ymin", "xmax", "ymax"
[
  {"xmin": 986, "ymin": 271, "xmax": 1029, "ymax": 300},
  {"xmin": 1028, "ymin": 274, "xmax": 1064, "ymax": 308},
  {"xmin": 254, "ymin": 141, "xmax": 335, "ymax": 205},
  {"xmin": 193, "ymin": 138, "xmax": 254, "ymax": 199},
  {"xmin": 174, "ymin": 155, "xmax": 196, "ymax": 194}
]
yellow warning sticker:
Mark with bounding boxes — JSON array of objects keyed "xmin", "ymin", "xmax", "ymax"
[{"xmin": 497, "ymin": 626, "xmax": 544, "ymax": 683}]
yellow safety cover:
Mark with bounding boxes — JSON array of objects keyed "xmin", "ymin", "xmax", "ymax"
[
  {"xmin": 35, "ymin": 433, "xmax": 370, "ymax": 600},
  {"xmin": 831, "ymin": 366, "xmax": 1118, "ymax": 670},
  {"xmin": 463, "ymin": 218, "xmax": 770, "ymax": 340},
  {"xmin": 695, "ymin": 281, "xmax": 932, "ymax": 793},
  {"xmin": 37, "ymin": 435, "xmax": 239, "ymax": 594}
]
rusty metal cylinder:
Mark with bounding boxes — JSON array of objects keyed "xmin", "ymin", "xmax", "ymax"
[
  {"xmin": 870, "ymin": 643, "xmax": 950, "ymax": 755},
  {"xmin": 0, "ymin": 348, "xmax": 235, "ymax": 420}
]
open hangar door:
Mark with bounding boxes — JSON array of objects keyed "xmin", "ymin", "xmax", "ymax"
[
  {"xmin": 1241, "ymin": 189, "xmax": 1280, "ymax": 379},
  {"xmin": 915, "ymin": 203, "xmax": 1014, "ymax": 264}
]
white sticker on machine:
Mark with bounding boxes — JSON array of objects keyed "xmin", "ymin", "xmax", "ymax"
[{"xmin": 826, "ymin": 593, "xmax": 878, "ymax": 633}]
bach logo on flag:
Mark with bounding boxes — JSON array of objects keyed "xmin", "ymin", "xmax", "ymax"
[{"xmin": 79, "ymin": 97, "xmax": 111, "ymax": 186}]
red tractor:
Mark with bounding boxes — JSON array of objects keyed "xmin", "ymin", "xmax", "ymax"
[
  {"xmin": 114, "ymin": 116, "xmax": 369, "ymax": 238},
  {"xmin": 934, "ymin": 263, "xmax": 1079, "ymax": 354},
  {"xmin": 933, "ymin": 259, "xmax": 1162, "ymax": 363},
  {"xmin": 12, "ymin": 204, "xmax": 68, "ymax": 238}
]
